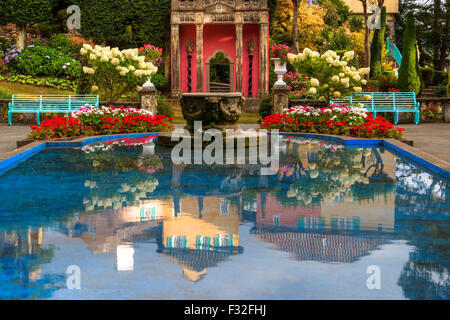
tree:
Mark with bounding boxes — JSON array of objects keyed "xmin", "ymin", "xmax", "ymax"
[
  {"xmin": 358, "ymin": 0, "xmax": 371, "ymax": 69},
  {"xmin": 369, "ymin": 6, "xmax": 386, "ymax": 78},
  {"xmin": 291, "ymin": 0, "xmax": 301, "ymax": 52},
  {"xmin": 271, "ymin": 0, "xmax": 326, "ymax": 50},
  {"xmin": 0, "ymin": 0, "xmax": 56, "ymax": 49},
  {"xmin": 432, "ymin": 0, "xmax": 442, "ymax": 69},
  {"xmin": 359, "ymin": 0, "xmax": 385, "ymax": 69},
  {"xmin": 396, "ymin": 0, "xmax": 448, "ymax": 69},
  {"xmin": 320, "ymin": 0, "xmax": 351, "ymax": 28},
  {"xmin": 439, "ymin": 0, "xmax": 450, "ymax": 70},
  {"xmin": 398, "ymin": 13, "xmax": 422, "ymax": 94}
]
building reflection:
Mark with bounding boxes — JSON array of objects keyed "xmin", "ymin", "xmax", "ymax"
[
  {"xmin": 251, "ymin": 138, "xmax": 398, "ymax": 263},
  {"xmin": 60, "ymin": 194, "xmax": 243, "ymax": 282},
  {"xmin": 0, "ymin": 228, "xmax": 62, "ymax": 299}
]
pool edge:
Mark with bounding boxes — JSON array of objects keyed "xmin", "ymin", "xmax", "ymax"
[{"xmin": 0, "ymin": 132, "xmax": 449, "ymax": 180}]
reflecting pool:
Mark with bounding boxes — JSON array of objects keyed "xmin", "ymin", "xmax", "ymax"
[{"xmin": 0, "ymin": 135, "xmax": 448, "ymax": 299}]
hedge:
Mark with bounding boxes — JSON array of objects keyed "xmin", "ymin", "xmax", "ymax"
[{"xmin": 72, "ymin": 0, "xmax": 171, "ymax": 49}]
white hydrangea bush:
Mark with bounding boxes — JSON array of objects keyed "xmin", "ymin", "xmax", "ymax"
[
  {"xmin": 287, "ymin": 48, "xmax": 370, "ymax": 101},
  {"xmin": 80, "ymin": 44, "xmax": 158, "ymax": 102}
]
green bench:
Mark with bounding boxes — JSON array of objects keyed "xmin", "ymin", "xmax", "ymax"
[
  {"xmin": 330, "ymin": 92, "xmax": 420, "ymax": 124},
  {"xmin": 8, "ymin": 94, "xmax": 99, "ymax": 126}
]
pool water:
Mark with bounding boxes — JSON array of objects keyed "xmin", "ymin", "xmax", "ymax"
[{"xmin": 0, "ymin": 136, "xmax": 448, "ymax": 300}]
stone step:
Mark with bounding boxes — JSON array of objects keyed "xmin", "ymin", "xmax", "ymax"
[{"xmin": 166, "ymin": 98, "xmax": 180, "ymax": 106}]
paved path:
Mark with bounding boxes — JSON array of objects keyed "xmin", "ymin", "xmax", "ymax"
[
  {"xmin": 0, "ymin": 123, "xmax": 30, "ymax": 156},
  {"xmin": 0, "ymin": 122, "xmax": 449, "ymax": 163},
  {"xmin": 401, "ymin": 123, "xmax": 450, "ymax": 163}
]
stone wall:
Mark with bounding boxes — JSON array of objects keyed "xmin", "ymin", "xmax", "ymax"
[{"xmin": 0, "ymin": 24, "xmax": 43, "ymax": 46}]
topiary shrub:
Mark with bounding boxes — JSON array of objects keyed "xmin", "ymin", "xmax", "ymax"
[
  {"xmin": 369, "ymin": 6, "xmax": 386, "ymax": 79},
  {"xmin": 397, "ymin": 13, "xmax": 421, "ymax": 94},
  {"xmin": 156, "ymin": 95, "xmax": 174, "ymax": 117}
]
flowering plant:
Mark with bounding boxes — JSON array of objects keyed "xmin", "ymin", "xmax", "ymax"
[
  {"xmin": 363, "ymin": 86, "xmax": 400, "ymax": 93},
  {"xmin": 80, "ymin": 44, "xmax": 158, "ymax": 102},
  {"xmin": 29, "ymin": 105, "xmax": 173, "ymax": 139},
  {"xmin": 0, "ymin": 45, "xmax": 22, "ymax": 74},
  {"xmin": 260, "ymin": 103, "xmax": 404, "ymax": 139},
  {"xmin": 138, "ymin": 44, "xmax": 163, "ymax": 67},
  {"xmin": 284, "ymin": 72, "xmax": 321, "ymax": 98},
  {"xmin": 270, "ymin": 44, "xmax": 292, "ymax": 63},
  {"xmin": 287, "ymin": 48, "xmax": 369, "ymax": 100}
]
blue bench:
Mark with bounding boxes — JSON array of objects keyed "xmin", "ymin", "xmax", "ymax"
[
  {"xmin": 8, "ymin": 94, "xmax": 99, "ymax": 126},
  {"xmin": 330, "ymin": 92, "xmax": 420, "ymax": 124}
]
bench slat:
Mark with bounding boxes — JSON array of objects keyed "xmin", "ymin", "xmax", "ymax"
[
  {"xmin": 329, "ymin": 91, "xmax": 420, "ymax": 124},
  {"xmin": 9, "ymin": 94, "xmax": 99, "ymax": 125}
]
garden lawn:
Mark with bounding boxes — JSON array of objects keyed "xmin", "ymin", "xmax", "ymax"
[{"xmin": 0, "ymin": 81, "xmax": 73, "ymax": 95}]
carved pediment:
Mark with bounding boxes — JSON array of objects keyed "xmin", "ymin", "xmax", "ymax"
[{"xmin": 204, "ymin": 1, "xmax": 235, "ymax": 12}]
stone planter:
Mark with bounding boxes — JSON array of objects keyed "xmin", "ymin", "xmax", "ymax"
[
  {"xmin": 272, "ymin": 58, "xmax": 287, "ymax": 86},
  {"xmin": 180, "ymin": 92, "xmax": 244, "ymax": 130}
]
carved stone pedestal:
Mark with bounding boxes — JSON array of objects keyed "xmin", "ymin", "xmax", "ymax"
[
  {"xmin": 272, "ymin": 84, "xmax": 290, "ymax": 114},
  {"xmin": 140, "ymin": 87, "xmax": 158, "ymax": 114}
]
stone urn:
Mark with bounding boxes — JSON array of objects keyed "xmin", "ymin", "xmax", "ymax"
[{"xmin": 272, "ymin": 58, "xmax": 287, "ymax": 86}]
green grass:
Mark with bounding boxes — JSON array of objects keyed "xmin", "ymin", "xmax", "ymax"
[
  {"xmin": 0, "ymin": 88, "xmax": 11, "ymax": 99},
  {"xmin": 0, "ymin": 81, "xmax": 73, "ymax": 95},
  {"xmin": 237, "ymin": 112, "xmax": 260, "ymax": 124}
]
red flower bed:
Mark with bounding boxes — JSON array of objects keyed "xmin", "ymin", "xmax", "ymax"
[
  {"xmin": 261, "ymin": 107, "xmax": 404, "ymax": 140},
  {"xmin": 29, "ymin": 108, "xmax": 174, "ymax": 140},
  {"xmin": 363, "ymin": 86, "xmax": 400, "ymax": 93},
  {"xmin": 352, "ymin": 114, "xmax": 405, "ymax": 138}
]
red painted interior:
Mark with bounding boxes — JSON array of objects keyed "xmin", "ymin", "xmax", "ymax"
[
  {"xmin": 175, "ymin": 23, "xmax": 268, "ymax": 96},
  {"xmin": 203, "ymin": 24, "xmax": 236, "ymax": 92}
]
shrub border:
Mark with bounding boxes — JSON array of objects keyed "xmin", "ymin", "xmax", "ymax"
[{"xmin": 0, "ymin": 132, "xmax": 449, "ymax": 182}]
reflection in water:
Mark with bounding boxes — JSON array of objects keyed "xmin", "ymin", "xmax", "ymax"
[
  {"xmin": 0, "ymin": 136, "xmax": 448, "ymax": 299},
  {"xmin": 395, "ymin": 161, "xmax": 450, "ymax": 299},
  {"xmin": 0, "ymin": 228, "xmax": 63, "ymax": 299}
]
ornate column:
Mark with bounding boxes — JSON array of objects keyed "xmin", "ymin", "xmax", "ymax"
[
  {"xmin": 235, "ymin": 23, "xmax": 243, "ymax": 93},
  {"xmin": 247, "ymin": 39, "xmax": 256, "ymax": 98},
  {"xmin": 171, "ymin": 24, "xmax": 181, "ymax": 95},
  {"xmin": 259, "ymin": 23, "xmax": 269, "ymax": 97},
  {"xmin": 186, "ymin": 40, "xmax": 194, "ymax": 92},
  {"xmin": 196, "ymin": 24, "xmax": 204, "ymax": 92}
]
